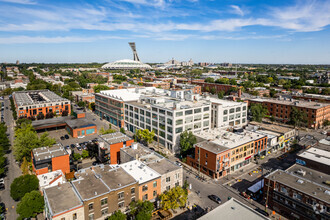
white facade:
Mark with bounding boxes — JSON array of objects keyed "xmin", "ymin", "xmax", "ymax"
[
  {"xmin": 124, "ymin": 91, "xmax": 211, "ymax": 153},
  {"xmin": 210, "ymin": 98, "xmax": 248, "ymax": 128}
]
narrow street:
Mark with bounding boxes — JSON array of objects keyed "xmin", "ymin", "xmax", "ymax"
[{"xmin": 1, "ymin": 97, "xmax": 22, "ymax": 220}]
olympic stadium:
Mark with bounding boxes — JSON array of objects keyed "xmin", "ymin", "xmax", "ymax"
[{"xmin": 102, "ymin": 43, "xmax": 152, "ymax": 70}]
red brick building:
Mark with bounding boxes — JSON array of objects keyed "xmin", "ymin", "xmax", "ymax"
[
  {"xmin": 65, "ymin": 119, "xmax": 97, "ymax": 138},
  {"xmin": 32, "ymin": 144, "xmax": 70, "ymax": 175},
  {"xmin": 13, "ymin": 90, "xmax": 71, "ymax": 119},
  {"xmin": 98, "ymin": 132, "xmax": 134, "ymax": 164},
  {"xmin": 250, "ymin": 97, "xmax": 330, "ymax": 129}
]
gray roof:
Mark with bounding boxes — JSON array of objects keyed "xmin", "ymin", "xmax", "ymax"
[
  {"xmin": 32, "ymin": 144, "xmax": 68, "ymax": 161},
  {"xmin": 267, "ymin": 164, "xmax": 330, "ymax": 203},
  {"xmin": 198, "ymin": 198, "xmax": 269, "ymax": 220},
  {"xmin": 93, "ymin": 166, "xmax": 137, "ymax": 190},
  {"xmin": 44, "ymin": 182, "xmax": 82, "ymax": 216},
  {"xmin": 195, "ymin": 140, "xmax": 231, "ymax": 154},
  {"xmin": 147, "ymin": 158, "xmax": 181, "ymax": 175},
  {"xmin": 13, "ymin": 90, "xmax": 69, "ymax": 106},
  {"xmin": 250, "ymin": 97, "xmax": 329, "ymax": 109},
  {"xmin": 65, "ymin": 118, "xmax": 96, "ymax": 129},
  {"xmin": 99, "ymin": 132, "xmax": 132, "ymax": 145},
  {"xmin": 72, "ymin": 168, "xmax": 109, "ymax": 200}
]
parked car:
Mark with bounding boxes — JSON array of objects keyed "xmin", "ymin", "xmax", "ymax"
[
  {"xmin": 64, "ymin": 134, "xmax": 69, "ymax": 139},
  {"xmin": 208, "ymin": 195, "xmax": 221, "ymax": 204},
  {"xmin": 175, "ymin": 161, "xmax": 183, "ymax": 168},
  {"xmin": 75, "ymin": 143, "xmax": 80, "ymax": 148},
  {"xmin": 70, "ymin": 144, "xmax": 75, "ymax": 149},
  {"xmin": 77, "ymin": 146, "xmax": 82, "ymax": 151},
  {"xmin": 64, "ymin": 146, "xmax": 70, "ymax": 150},
  {"xmin": 60, "ymin": 136, "xmax": 65, "ymax": 140}
]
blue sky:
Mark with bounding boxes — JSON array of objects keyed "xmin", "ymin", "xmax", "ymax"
[{"xmin": 0, "ymin": 0, "xmax": 329, "ymax": 64}]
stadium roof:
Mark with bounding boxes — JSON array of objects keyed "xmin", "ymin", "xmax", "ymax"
[{"xmin": 102, "ymin": 59, "xmax": 152, "ymax": 69}]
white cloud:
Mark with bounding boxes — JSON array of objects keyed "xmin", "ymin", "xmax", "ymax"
[
  {"xmin": 0, "ymin": 35, "xmax": 127, "ymax": 44},
  {"xmin": 0, "ymin": 0, "xmax": 36, "ymax": 4},
  {"xmin": 230, "ymin": 5, "xmax": 244, "ymax": 16}
]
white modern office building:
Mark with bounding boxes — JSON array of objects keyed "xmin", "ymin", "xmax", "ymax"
[
  {"xmin": 209, "ymin": 98, "xmax": 248, "ymax": 128},
  {"xmin": 124, "ymin": 89, "xmax": 211, "ymax": 153}
]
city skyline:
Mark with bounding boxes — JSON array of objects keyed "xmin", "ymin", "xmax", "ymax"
[{"xmin": 0, "ymin": 0, "xmax": 330, "ymax": 64}]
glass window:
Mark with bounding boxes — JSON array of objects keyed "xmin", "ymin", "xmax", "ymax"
[
  {"xmin": 152, "ymin": 113, "xmax": 158, "ymax": 120},
  {"xmin": 204, "ymin": 107, "xmax": 209, "ymax": 111},
  {"xmin": 159, "ymin": 109, "xmax": 165, "ymax": 115},
  {"xmin": 152, "ymin": 107, "xmax": 158, "ymax": 112},
  {"xmin": 236, "ymin": 107, "xmax": 241, "ymax": 112},
  {"xmin": 204, "ymin": 113, "xmax": 209, "ymax": 119},
  {"xmin": 223, "ymin": 116, "xmax": 228, "ymax": 122},
  {"xmin": 167, "ymin": 111, "xmax": 173, "ymax": 116},
  {"xmin": 146, "ymin": 111, "xmax": 151, "ymax": 117},
  {"xmin": 166, "ymin": 177, "xmax": 171, "ymax": 182},
  {"xmin": 101, "ymin": 198, "xmax": 107, "ymax": 206},
  {"xmin": 140, "ymin": 109, "xmax": 144, "ymax": 114},
  {"xmin": 229, "ymin": 108, "xmax": 235, "ymax": 113},
  {"xmin": 142, "ymin": 185, "xmax": 148, "ymax": 191},
  {"xmin": 118, "ymin": 202, "xmax": 125, "ymax": 208},
  {"xmin": 118, "ymin": 192, "xmax": 124, "ymax": 199},
  {"xmin": 243, "ymin": 106, "xmax": 247, "ymax": 110},
  {"xmin": 176, "ymin": 111, "xmax": 183, "ymax": 117},
  {"xmin": 88, "ymin": 203, "xmax": 94, "ymax": 210},
  {"xmin": 185, "ymin": 110, "xmax": 193, "ymax": 115},
  {"xmin": 167, "ymin": 134, "xmax": 173, "ymax": 141},
  {"xmin": 153, "ymin": 190, "xmax": 157, "ymax": 197},
  {"xmin": 153, "ymin": 181, "xmax": 157, "ymax": 187},
  {"xmin": 101, "ymin": 208, "xmax": 108, "ymax": 216},
  {"xmin": 131, "ymin": 188, "xmax": 135, "ymax": 194},
  {"xmin": 223, "ymin": 110, "xmax": 228, "ymax": 115},
  {"xmin": 176, "ymin": 119, "xmax": 183, "ymax": 125},
  {"xmin": 175, "ymin": 127, "xmax": 183, "ymax": 133},
  {"xmin": 194, "ymin": 115, "xmax": 202, "ymax": 121},
  {"xmin": 185, "ymin": 124, "xmax": 193, "ymax": 131},
  {"xmin": 203, "ymin": 120, "xmax": 209, "ymax": 127},
  {"xmin": 194, "ymin": 108, "xmax": 201, "ymax": 113},
  {"xmin": 185, "ymin": 117, "xmax": 193, "ymax": 123},
  {"xmin": 167, "ymin": 118, "xmax": 172, "ymax": 125},
  {"xmin": 167, "ymin": 126, "xmax": 173, "ymax": 133},
  {"xmin": 89, "ymin": 214, "xmax": 94, "ymax": 220}
]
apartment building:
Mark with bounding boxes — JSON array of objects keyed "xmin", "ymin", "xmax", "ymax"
[
  {"xmin": 120, "ymin": 160, "xmax": 161, "ymax": 202},
  {"xmin": 95, "ymin": 88, "xmax": 152, "ymax": 128},
  {"xmin": 44, "ymin": 182, "xmax": 84, "ymax": 220},
  {"xmin": 71, "ymin": 91, "xmax": 95, "ymax": 104},
  {"xmin": 209, "ymin": 98, "xmax": 248, "ymax": 128},
  {"xmin": 249, "ymin": 97, "xmax": 330, "ymax": 129},
  {"xmin": 31, "ymin": 144, "xmax": 70, "ymax": 175},
  {"xmin": 264, "ymin": 164, "xmax": 330, "ymax": 220},
  {"xmin": 124, "ymin": 89, "xmax": 211, "ymax": 153},
  {"xmin": 13, "ymin": 90, "xmax": 71, "ymax": 118},
  {"xmin": 72, "ymin": 166, "xmax": 139, "ymax": 220},
  {"xmin": 187, "ymin": 129, "xmax": 267, "ymax": 179},
  {"xmin": 120, "ymin": 143, "xmax": 183, "ymax": 192},
  {"xmin": 98, "ymin": 132, "xmax": 134, "ymax": 164},
  {"xmin": 143, "ymin": 81, "xmax": 170, "ymax": 89},
  {"xmin": 292, "ymin": 93, "xmax": 330, "ymax": 104}
]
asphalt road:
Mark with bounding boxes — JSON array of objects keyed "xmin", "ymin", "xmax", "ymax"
[{"xmin": 1, "ymin": 97, "xmax": 22, "ymax": 220}]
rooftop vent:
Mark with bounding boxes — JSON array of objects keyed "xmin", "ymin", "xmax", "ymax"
[
  {"xmin": 297, "ymin": 179, "xmax": 304, "ymax": 184},
  {"xmin": 297, "ymin": 169, "xmax": 306, "ymax": 176}
]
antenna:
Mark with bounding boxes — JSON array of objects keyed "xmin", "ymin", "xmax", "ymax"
[{"xmin": 129, "ymin": 42, "xmax": 140, "ymax": 61}]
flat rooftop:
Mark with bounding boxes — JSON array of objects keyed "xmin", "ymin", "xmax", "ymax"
[
  {"xmin": 99, "ymin": 132, "xmax": 132, "ymax": 145},
  {"xmin": 147, "ymin": 158, "xmax": 181, "ymax": 175},
  {"xmin": 194, "ymin": 128, "xmax": 265, "ymax": 152},
  {"xmin": 267, "ymin": 164, "xmax": 330, "ymax": 203},
  {"xmin": 298, "ymin": 147, "xmax": 330, "ymax": 166},
  {"xmin": 250, "ymin": 97, "xmax": 329, "ymax": 109},
  {"xmin": 32, "ymin": 144, "xmax": 68, "ymax": 161},
  {"xmin": 209, "ymin": 98, "xmax": 247, "ymax": 108},
  {"xmin": 13, "ymin": 90, "xmax": 69, "ymax": 106},
  {"xmin": 121, "ymin": 143, "xmax": 154, "ymax": 159},
  {"xmin": 66, "ymin": 118, "xmax": 96, "ymax": 129},
  {"xmin": 249, "ymin": 121, "xmax": 295, "ymax": 134},
  {"xmin": 32, "ymin": 116, "xmax": 69, "ymax": 129},
  {"xmin": 44, "ymin": 182, "xmax": 82, "ymax": 216},
  {"xmin": 120, "ymin": 160, "xmax": 161, "ymax": 184},
  {"xmin": 98, "ymin": 87, "xmax": 156, "ymax": 102},
  {"xmin": 72, "ymin": 168, "xmax": 109, "ymax": 200},
  {"xmin": 198, "ymin": 198, "xmax": 269, "ymax": 220},
  {"xmin": 93, "ymin": 166, "xmax": 137, "ymax": 190}
]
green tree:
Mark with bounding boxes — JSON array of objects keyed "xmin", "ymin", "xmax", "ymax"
[
  {"xmin": 108, "ymin": 210, "xmax": 126, "ymax": 220},
  {"xmin": 217, "ymin": 91, "xmax": 225, "ymax": 99},
  {"xmin": 159, "ymin": 186, "xmax": 187, "ymax": 211},
  {"xmin": 323, "ymin": 119, "xmax": 330, "ymax": 127},
  {"xmin": 10, "ymin": 174, "xmax": 39, "ymax": 201},
  {"xmin": 81, "ymin": 150, "xmax": 89, "ymax": 158},
  {"xmin": 89, "ymin": 102, "xmax": 95, "ymax": 111},
  {"xmin": 229, "ymin": 78, "xmax": 237, "ymax": 85},
  {"xmin": 14, "ymin": 123, "xmax": 55, "ymax": 162},
  {"xmin": 250, "ymin": 103, "xmax": 268, "ymax": 122},
  {"xmin": 73, "ymin": 153, "xmax": 82, "ymax": 161},
  {"xmin": 269, "ymin": 89, "xmax": 277, "ymax": 97},
  {"xmin": 204, "ymin": 77, "xmax": 214, "ymax": 83},
  {"xmin": 99, "ymin": 127, "xmax": 116, "ymax": 135},
  {"xmin": 179, "ymin": 131, "xmax": 197, "ymax": 158},
  {"xmin": 16, "ymin": 190, "xmax": 44, "ymax": 219},
  {"xmin": 215, "ymin": 78, "xmax": 229, "ymax": 84},
  {"xmin": 93, "ymin": 84, "xmax": 110, "ymax": 93},
  {"xmin": 130, "ymin": 200, "xmax": 154, "ymax": 220},
  {"xmin": 20, "ymin": 157, "xmax": 29, "ymax": 175},
  {"xmin": 289, "ymin": 107, "xmax": 307, "ymax": 128},
  {"xmin": 210, "ymin": 87, "xmax": 216, "ymax": 94},
  {"xmin": 120, "ymin": 127, "xmax": 126, "ymax": 134},
  {"xmin": 77, "ymin": 101, "xmax": 86, "ymax": 108},
  {"xmin": 136, "ymin": 129, "xmax": 155, "ymax": 145}
]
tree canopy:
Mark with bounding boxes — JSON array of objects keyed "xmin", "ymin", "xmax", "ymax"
[
  {"xmin": 289, "ymin": 107, "xmax": 307, "ymax": 128},
  {"xmin": 13, "ymin": 122, "xmax": 56, "ymax": 162},
  {"xmin": 130, "ymin": 200, "xmax": 154, "ymax": 220},
  {"xmin": 135, "ymin": 129, "xmax": 155, "ymax": 145},
  {"xmin": 250, "ymin": 103, "xmax": 268, "ymax": 122},
  {"xmin": 159, "ymin": 186, "xmax": 187, "ymax": 210},
  {"xmin": 108, "ymin": 210, "xmax": 126, "ymax": 220},
  {"xmin": 16, "ymin": 190, "xmax": 44, "ymax": 219},
  {"xmin": 93, "ymin": 84, "xmax": 110, "ymax": 93},
  {"xmin": 179, "ymin": 130, "xmax": 197, "ymax": 158},
  {"xmin": 10, "ymin": 174, "xmax": 39, "ymax": 201}
]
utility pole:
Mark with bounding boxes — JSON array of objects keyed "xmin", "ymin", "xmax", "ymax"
[
  {"xmin": 198, "ymin": 146, "xmax": 201, "ymax": 178},
  {"xmin": 265, "ymin": 177, "xmax": 271, "ymax": 212}
]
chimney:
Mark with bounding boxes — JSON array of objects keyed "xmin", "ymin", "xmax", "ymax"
[{"xmin": 136, "ymin": 154, "xmax": 139, "ymax": 160}]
